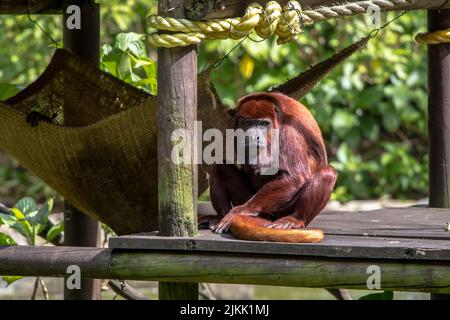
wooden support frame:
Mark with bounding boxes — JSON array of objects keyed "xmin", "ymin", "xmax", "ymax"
[
  {"xmin": 157, "ymin": 0, "xmax": 199, "ymax": 300},
  {"xmin": 183, "ymin": 0, "xmax": 450, "ymax": 19},
  {"xmin": 0, "ymin": 0, "xmax": 63, "ymax": 14},
  {"xmin": 1, "ymin": 244, "xmax": 450, "ymax": 294},
  {"xmin": 1, "ymin": 0, "xmax": 450, "ymax": 16},
  {"xmin": 427, "ymin": 7, "xmax": 450, "ymax": 300},
  {"xmin": 62, "ymin": 0, "xmax": 101, "ymax": 300}
]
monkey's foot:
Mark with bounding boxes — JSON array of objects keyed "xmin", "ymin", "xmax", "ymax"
[
  {"xmin": 213, "ymin": 213, "xmax": 236, "ymax": 234},
  {"xmin": 198, "ymin": 215, "xmax": 221, "ymax": 230},
  {"xmin": 267, "ymin": 216, "xmax": 305, "ymax": 229}
]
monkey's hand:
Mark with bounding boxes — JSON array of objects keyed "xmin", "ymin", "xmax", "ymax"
[{"xmin": 213, "ymin": 205, "xmax": 257, "ymax": 234}]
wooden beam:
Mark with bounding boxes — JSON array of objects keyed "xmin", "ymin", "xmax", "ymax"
[
  {"xmin": 157, "ymin": 0, "xmax": 199, "ymax": 299},
  {"xmin": 428, "ymin": 9, "xmax": 450, "ymax": 209},
  {"xmin": 1, "ymin": 246, "xmax": 450, "ymax": 294},
  {"xmin": 63, "ymin": 1, "xmax": 101, "ymax": 300},
  {"xmin": 185, "ymin": 0, "xmax": 450, "ymax": 20},
  {"xmin": 0, "ymin": 246, "xmax": 111, "ymax": 278},
  {"xmin": 427, "ymin": 7, "xmax": 450, "ymax": 301},
  {"xmin": 0, "ymin": 0, "xmax": 63, "ymax": 14}
]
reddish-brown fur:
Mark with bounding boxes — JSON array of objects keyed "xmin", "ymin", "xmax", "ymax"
[{"xmin": 208, "ymin": 92, "xmax": 337, "ymax": 243}]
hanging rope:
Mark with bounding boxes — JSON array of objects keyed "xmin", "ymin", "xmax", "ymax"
[
  {"xmin": 147, "ymin": 0, "xmax": 413, "ymax": 48},
  {"xmin": 415, "ymin": 28, "xmax": 450, "ymax": 44}
]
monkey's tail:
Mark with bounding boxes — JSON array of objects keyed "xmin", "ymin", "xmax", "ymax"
[{"xmin": 230, "ymin": 215, "xmax": 324, "ymax": 243}]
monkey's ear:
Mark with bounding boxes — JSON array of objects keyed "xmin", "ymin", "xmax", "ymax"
[{"xmin": 228, "ymin": 108, "xmax": 238, "ymax": 118}]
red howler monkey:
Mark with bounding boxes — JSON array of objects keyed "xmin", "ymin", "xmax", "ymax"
[{"xmin": 207, "ymin": 92, "xmax": 337, "ymax": 243}]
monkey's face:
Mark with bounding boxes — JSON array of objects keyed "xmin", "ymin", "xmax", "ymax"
[
  {"xmin": 234, "ymin": 99, "xmax": 279, "ymax": 168},
  {"xmin": 236, "ymin": 117, "xmax": 272, "ymax": 150}
]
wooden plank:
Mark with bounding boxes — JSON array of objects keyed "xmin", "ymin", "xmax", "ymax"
[
  {"xmin": 111, "ymin": 207, "xmax": 450, "ymax": 261},
  {"xmin": 185, "ymin": 0, "xmax": 450, "ymax": 20},
  {"xmin": 62, "ymin": 1, "xmax": 101, "ymax": 300},
  {"xmin": 198, "ymin": 206, "xmax": 450, "ymax": 239},
  {"xmin": 110, "ymin": 230, "xmax": 450, "ymax": 261},
  {"xmin": 1, "ymin": 246, "xmax": 450, "ymax": 293},
  {"xmin": 0, "ymin": 0, "xmax": 63, "ymax": 14},
  {"xmin": 309, "ymin": 207, "xmax": 450, "ymax": 239},
  {"xmin": 157, "ymin": 0, "xmax": 199, "ymax": 300}
]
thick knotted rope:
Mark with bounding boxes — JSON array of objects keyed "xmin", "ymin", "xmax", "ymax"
[
  {"xmin": 148, "ymin": 1, "xmax": 303, "ymax": 47},
  {"xmin": 148, "ymin": 0, "xmax": 412, "ymax": 48},
  {"xmin": 415, "ymin": 28, "xmax": 450, "ymax": 44}
]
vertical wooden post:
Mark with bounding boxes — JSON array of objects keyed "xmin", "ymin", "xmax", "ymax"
[
  {"xmin": 62, "ymin": 0, "xmax": 101, "ymax": 300},
  {"xmin": 427, "ymin": 8, "xmax": 450, "ymax": 300},
  {"xmin": 157, "ymin": 0, "xmax": 199, "ymax": 299}
]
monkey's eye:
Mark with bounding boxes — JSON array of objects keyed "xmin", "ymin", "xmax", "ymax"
[
  {"xmin": 238, "ymin": 118, "xmax": 272, "ymax": 128},
  {"xmin": 260, "ymin": 120, "xmax": 272, "ymax": 127}
]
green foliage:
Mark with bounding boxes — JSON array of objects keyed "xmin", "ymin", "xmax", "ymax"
[
  {"xmin": 0, "ymin": 197, "xmax": 56, "ymax": 245},
  {"xmin": 0, "ymin": 197, "xmax": 60, "ymax": 286},
  {"xmin": 46, "ymin": 221, "xmax": 64, "ymax": 242},
  {"xmin": 1, "ymin": 276, "xmax": 23, "ymax": 286},
  {"xmin": 0, "ymin": 233, "xmax": 16, "ymax": 245},
  {"xmin": 100, "ymin": 32, "xmax": 157, "ymax": 94},
  {"xmin": 359, "ymin": 291, "xmax": 394, "ymax": 300}
]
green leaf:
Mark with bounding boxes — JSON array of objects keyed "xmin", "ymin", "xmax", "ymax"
[
  {"xmin": 0, "ymin": 83, "xmax": 20, "ymax": 101},
  {"xmin": 46, "ymin": 221, "xmax": 64, "ymax": 242},
  {"xmin": 0, "ymin": 213, "xmax": 17, "ymax": 226},
  {"xmin": 3, "ymin": 208, "xmax": 34, "ymax": 242},
  {"xmin": 115, "ymin": 32, "xmax": 146, "ymax": 57},
  {"xmin": 101, "ymin": 53, "xmax": 122, "ymax": 77},
  {"xmin": 331, "ymin": 110, "xmax": 357, "ymax": 131},
  {"xmin": 14, "ymin": 197, "xmax": 37, "ymax": 216},
  {"xmin": 0, "ymin": 233, "xmax": 16, "ymax": 245},
  {"xmin": 2, "ymin": 275, "xmax": 23, "ymax": 286},
  {"xmin": 336, "ymin": 143, "xmax": 351, "ymax": 163},
  {"xmin": 117, "ymin": 54, "xmax": 132, "ymax": 80},
  {"xmin": 29, "ymin": 198, "xmax": 53, "ymax": 226},
  {"xmin": 382, "ymin": 113, "xmax": 400, "ymax": 132},
  {"xmin": 11, "ymin": 207, "xmax": 26, "ymax": 221},
  {"xmin": 359, "ymin": 291, "xmax": 394, "ymax": 300},
  {"xmin": 360, "ymin": 116, "xmax": 380, "ymax": 141},
  {"xmin": 355, "ymin": 87, "xmax": 383, "ymax": 109}
]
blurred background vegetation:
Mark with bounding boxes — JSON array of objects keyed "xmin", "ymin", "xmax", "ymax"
[{"xmin": 0, "ymin": 0, "xmax": 429, "ymax": 207}]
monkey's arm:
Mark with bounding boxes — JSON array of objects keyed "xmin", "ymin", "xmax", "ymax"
[
  {"xmin": 213, "ymin": 174, "xmax": 306, "ymax": 233},
  {"xmin": 214, "ymin": 165, "xmax": 337, "ymax": 237},
  {"xmin": 235, "ymin": 175, "xmax": 305, "ymax": 215}
]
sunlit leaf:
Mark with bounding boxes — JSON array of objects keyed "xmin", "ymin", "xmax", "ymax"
[
  {"xmin": 239, "ymin": 55, "xmax": 254, "ymax": 79},
  {"xmin": 2, "ymin": 276, "xmax": 23, "ymax": 286},
  {"xmin": 46, "ymin": 221, "xmax": 64, "ymax": 242},
  {"xmin": 115, "ymin": 32, "xmax": 146, "ymax": 57},
  {"xmin": 14, "ymin": 197, "xmax": 37, "ymax": 216},
  {"xmin": 0, "ymin": 233, "xmax": 16, "ymax": 246}
]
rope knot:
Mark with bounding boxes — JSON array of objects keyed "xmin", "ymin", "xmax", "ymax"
[{"xmin": 147, "ymin": 1, "xmax": 304, "ymax": 48}]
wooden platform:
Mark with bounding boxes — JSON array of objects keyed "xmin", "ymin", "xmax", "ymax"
[
  {"xmin": 110, "ymin": 207, "xmax": 450, "ymax": 261},
  {"xmin": 1, "ymin": 207, "xmax": 449, "ymax": 293}
]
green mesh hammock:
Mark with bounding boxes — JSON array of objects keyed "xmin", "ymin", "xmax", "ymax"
[{"xmin": 0, "ymin": 49, "xmax": 158, "ymax": 235}]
